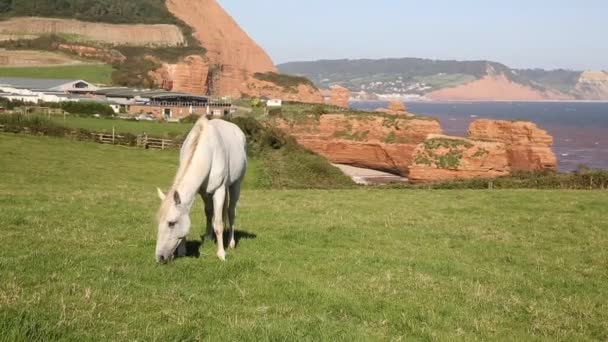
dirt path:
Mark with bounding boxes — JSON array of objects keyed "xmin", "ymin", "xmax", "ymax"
[{"xmin": 333, "ymin": 164, "xmax": 408, "ymax": 185}]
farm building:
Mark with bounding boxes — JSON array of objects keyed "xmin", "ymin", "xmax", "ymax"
[
  {"xmin": 0, "ymin": 77, "xmax": 233, "ymax": 118},
  {"xmin": 97, "ymin": 88, "xmax": 233, "ymax": 119},
  {"xmin": 0, "ymin": 77, "xmax": 98, "ymax": 103}
]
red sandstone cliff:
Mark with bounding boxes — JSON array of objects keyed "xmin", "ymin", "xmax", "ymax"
[
  {"xmin": 468, "ymin": 119, "xmax": 557, "ymax": 172},
  {"xmin": 276, "ymin": 114, "xmax": 443, "ymax": 175},
  {"xmin": 162, "ymin": 0, "xmax": 321, "ymax": 101},
  {"xmin": 167, "ymin": 0, "xmax": 274, "ymax": 97},
  {"xmin": 276, "ymin": 113, "xmax": 557, "ymax": 182},
  {"xmin": 408, "ymin": 135, "xmax": 511, "ymax": 183},
  {"xmin": 427, "ymin": 73, "xmax": 573, "ymax": 101}
]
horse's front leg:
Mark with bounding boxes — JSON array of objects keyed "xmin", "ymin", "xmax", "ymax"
[
  {"xmin": 201, "ymin": 192, "xmax": 214, "ymax": 242},
  {"xmin": 212, "ymin": 186, "xmax": 228, "ymax": 261}
]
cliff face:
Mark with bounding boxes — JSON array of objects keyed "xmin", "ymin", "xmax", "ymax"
[
  {"xmin": 328, "ymin": 85, "xmax": 351, "ymax": 108},
  {"xmin": 151, "ymin": 56, "xmax": 210, "ymax": 94},
  {"xmin": 166, "ymin": 0, "xmax": 274, "ymax": 97},
  {"xmin": 427, "ymin": 73, "xmax": 573, "ymax": 101},
  {"xmin": 159, "ymin": 0, "xmax": 321, "ymax": 101},
  {"xmin": 0, "ymin": 17, "xmax": 185, "ymax": 46},
  {"xmin": 276, "ymin": 114, "xmax": 556, "ymax": 182},
  {"xmin": 408, "ymin": 135, "xmax": 510, "ymax": 183},
  {"xmin": 468, "ymin": 119, "xmax": 557, "ymax": 172},
  {"xmin": 575, "ymin": 71, "xmax": 608, "ymax": 100},
  {"xmin": 276, "ymin": 114, "xmax": 443, "ymax": 175}
]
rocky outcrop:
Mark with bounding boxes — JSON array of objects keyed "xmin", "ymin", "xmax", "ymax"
[
  {"xmin": 166, "ymin": 0, "xmax": 276, "ymax": 97},
  {"xmin": 408, "ymin": 135, "xmax": 510, "ymax": 183},
  {"xmin": 151, "ymin": 55, "xmax": 210, "ymax": 94},
  {"xmin": 575, "ymin": 71, "xmax": 608, "ymax": 100},
  {"xmin": 328, "ymin": 85, "xmax": 350, "ymax": 108},
  {"xmin": 468, "ymin": 119, "xmax": 557, "ymax": 172},
  {"xmin": 0, "ymin": 17, "xmax": 185, "ymax": 46},
  {"xmin": 406, "ymin": 120, "xmax": 557, "ymax": 183},
  {"xmin": 276, "ymin": 113, "xmax": 557, "ymax": 182},
  {"xmin": 57, "ymin": 44, "xmax": 126, "ymax": 64},
  {"xmin": 374, "ymin": 100, "xmax": 411, "ymax": 116},
  {"xmin": 245, "ymin": 79, "xmax": 323, "ymax": 103},
  {"xmin": 276, "ymin": 114, "xmax": 443, "ymax": 175},
  {"xmin": 427, "ymin": 73, "xmax": 573, "ymax": 101}
]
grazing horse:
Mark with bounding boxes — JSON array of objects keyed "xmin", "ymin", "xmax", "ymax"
[{"xmin": 155, "ymin": 116, "xmax": 247, "ymax": 263}]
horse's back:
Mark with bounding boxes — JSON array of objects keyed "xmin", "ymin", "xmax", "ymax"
[{"xmin": 209, "ymin": 119, "xmax": 247, "ymax": 186}]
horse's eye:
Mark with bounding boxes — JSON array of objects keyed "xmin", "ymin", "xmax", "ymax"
[{"xmin": 168, "ymin": 221, "xmax": 177, "ymax": 228}]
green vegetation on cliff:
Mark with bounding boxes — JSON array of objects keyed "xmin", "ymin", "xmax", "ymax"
[
  {"xmin": 0, "ymin": 0, "xmax": 177, "ymax": 25},
  {"xmin": 253, "ymin": 72, "xmax": 317, "ymax": 92},
  {"xmin": 0, "ymin": 0, "xmax": 207, "ymax": 87}
]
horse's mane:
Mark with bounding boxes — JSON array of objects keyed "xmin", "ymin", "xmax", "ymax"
[{"xmin": 157, "ymin": 117, "xmax": 207, "ymax": 219}]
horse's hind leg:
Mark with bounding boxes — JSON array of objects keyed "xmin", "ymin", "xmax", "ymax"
[
  {"xmin": 228, "ymin": 181, "xmax": 241, "ymax": 249},
  {"xmin": 200, "ymin": 192, "xmax": 214, "ymax": 242}
]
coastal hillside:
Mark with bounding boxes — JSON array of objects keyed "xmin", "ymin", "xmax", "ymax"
[
  {"xmin": 0, "ymin": 0, "xmax": 321, "ymax": 101},
  {"xmin": 278, "ymin": 58, "xmax": 608, "ymax": 101}
]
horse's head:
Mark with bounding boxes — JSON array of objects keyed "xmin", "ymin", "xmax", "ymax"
[{"xmin": 155, "ymin": 188, "xmax": 191, "ymax": 264}]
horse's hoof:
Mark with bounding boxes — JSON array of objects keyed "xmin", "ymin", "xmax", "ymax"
[
  {"xmin": 217, "ymin": 252, "xmax": 226, "ymax": 261},
  {"xmin": 229, "ymin": 240, "xmax": 236, "ymax": 249}
]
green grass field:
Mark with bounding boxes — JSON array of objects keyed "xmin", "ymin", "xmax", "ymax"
[
  {"xmin": 1, "ymin": 134, "xmax": 607, "ymax": 340},
  {"xmin": 0, "ymin": 64, "xmax": 114, "ymax": 84},
  {"xmin": 51, "ymin": 116, "xmax": 193, "ymax": 138}
]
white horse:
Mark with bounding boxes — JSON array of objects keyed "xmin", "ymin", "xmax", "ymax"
[{"xmin": 155, "ymin": 116, "xmax": 247, "ymax": 263}]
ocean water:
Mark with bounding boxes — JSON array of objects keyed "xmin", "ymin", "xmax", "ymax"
[{"xmin": 351, "ymin": 101, "xmax": 608, "ymax": 171}]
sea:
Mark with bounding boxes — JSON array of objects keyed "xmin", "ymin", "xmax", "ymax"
[{"xmin": 351, "ymin": 101, "xmax": 608, "ymax": 172}]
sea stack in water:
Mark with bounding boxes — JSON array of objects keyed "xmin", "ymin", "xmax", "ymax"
[
  {"xmin": 468, "ymin": 119, "xmax": 557, "ymax": 172},
  {"xmin": 328, "ymin": 85, "xmax": 351, "ymax": 108}
]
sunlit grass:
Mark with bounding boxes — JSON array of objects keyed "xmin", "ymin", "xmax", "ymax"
[
  {"xmin": 0, "ymin": 134, "xmax": 607, "ymax": 340},
  {"xmin": 0, "ymin": 64, "xmax": 114, "ymax": 84}
]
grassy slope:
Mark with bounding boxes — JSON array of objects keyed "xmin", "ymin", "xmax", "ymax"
[
  {"xmin": 51, "ymin": 116, "xmax": 193, "ymax": 138},
  {"xmin": 0, "ymin": 134, "xmax": 607, "ymax": 340},
  {"xmin": 0, "ymin": 64, "xmax": 114, "ymax": 84}
]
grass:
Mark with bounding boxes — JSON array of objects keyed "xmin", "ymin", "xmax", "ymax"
[
  {"xmin": 0, "ymin": 134, "xmax": 607, "ymax": 340},
  {"xmin": 0, "ymin": 64, "xmax": 114, "ymax": 84},
  {"xmin": 50, "ymin": 116, "xmax": 193, "ymax": 138},
  {"xmin": 253, "ymin": 72, "xmax": 317, "ymax": 90}
]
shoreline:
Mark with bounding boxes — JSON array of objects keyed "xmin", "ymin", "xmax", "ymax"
[{"xmin": 350, "ymin": 99, "xmax": 608, "ymax": 104}]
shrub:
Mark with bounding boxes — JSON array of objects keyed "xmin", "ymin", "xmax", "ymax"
[
  {"xmin": 180, "ymin": 114, "xmax": 201, "ymax": 124},
  {"xmin": 253, "ymin": 72, "xmax": 316, "ymax": 90},
  {"xmin": 111, "ymin": 57, "xmax": 160, "ymax": 88},
  {"xmin": 399, "ymin": 171, "xmax": 608, "ymax": 190},
  {"xmin": 60, "ymin": 102, "xmax": 114, "ymax": 117},
  {"xmin": 0, "ymin": 113, "xmax": 90, "ymax": 138}
]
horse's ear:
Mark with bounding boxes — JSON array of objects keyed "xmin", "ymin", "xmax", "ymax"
[
  {"xmin": 157, "ymin": 188, "xmax": 166, "ymax": 201},
  {"xmin": 173, "ymin": 190, "xmax": 182, "ymax": 205}
]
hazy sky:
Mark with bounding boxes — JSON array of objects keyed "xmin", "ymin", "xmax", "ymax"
[{"xmin": 220, "ymin": 0, "xmax": 607, "ymax": 70}]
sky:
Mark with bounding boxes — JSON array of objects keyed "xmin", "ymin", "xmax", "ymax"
[{"xmin": 220, "ymin": 0, "xmax": 608, "ymax": 70}]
